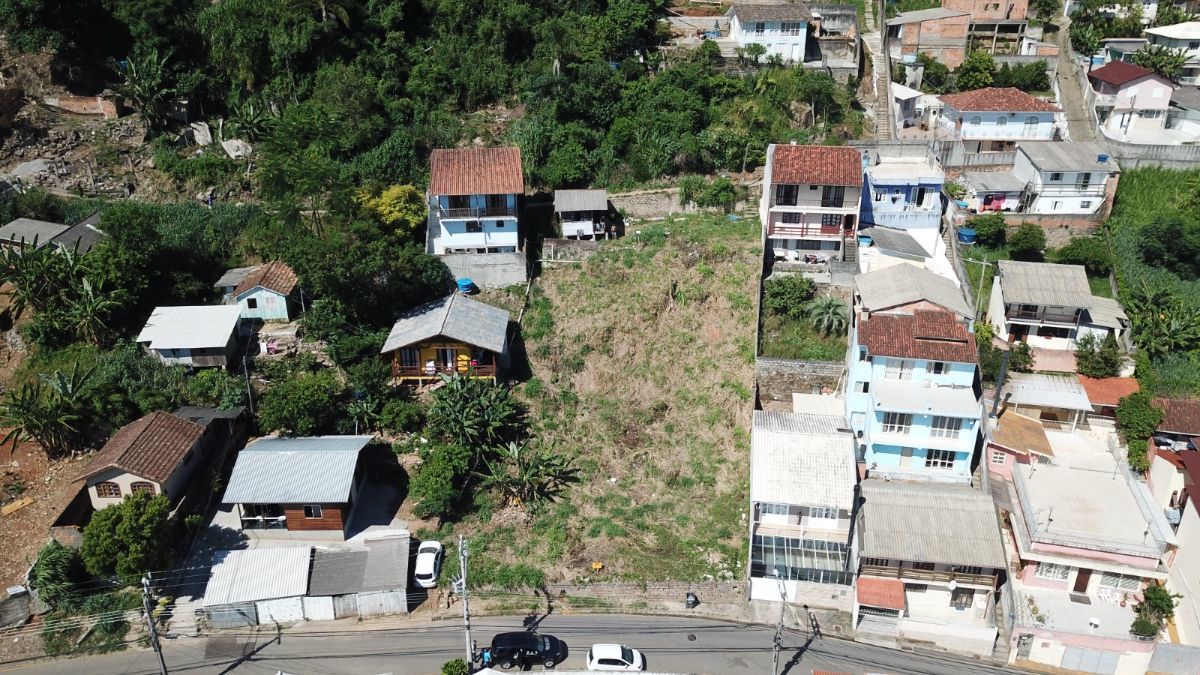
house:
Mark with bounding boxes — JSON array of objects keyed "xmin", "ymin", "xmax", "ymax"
[
  {"xmin": 1102, "ymin": 37, "xmax": 1148, "ymax": 65},
  {"xmin": 853, "ymin": 265, "xmax": 972, "ymax": 319},
  {"xmin": 859, "ymin": 146, "xmax": 945, "ymax": 256},
  {"xmin": 74, "ymin": 411, "xmax": 210, "ymax": 511},
  {"xmin": 554, "ymin": 189, "xmax": 612, "ymax": 240},
  {"xmin": 48, "ymin": 212, "xmax": 108, "ymax": 254},
  {"xmin": 1011, "ymin": 142, "xmax": 1120, "ymax": 216},
  {"xmin": 1154, "ymin": 398, "xmax": 1200, "ymax": 450},
  {"xmin": 136, "ymin": 305, "xmax": 243, "ymax": 369},
  {"xmin": 427, "ymin": 147, "xmax": 523, "ymax": 255},
  {"xmin": 892, "ymin": 82, "xmax": 924, "ymax": 129},
  {"xmin": 853, "ymin": 479, "xmax": 1006, "ymax": 657},
  {"xmin": 221, "ymin": 435, "xmax": 374, "ymax": 540},
  {"xmin": 0, "ymin": 217, "xmax": 69, "ymax": 250},
  {"xmin": 748, "ymin": 404, "xmax": 857, "ymax": 604},
  {"xmin": 1145, "ymin": 22, "xmax": 1200, "ymax": 85},
  {"xmin": 847, "ymin": 309, "xmax": 982, "ymax": 484},
  {"xmin": 995, "ymin": 421, "xmax": 1176, "ymax": 674},
  {"xmin": 988, "ymin": 261, "xmax": 1130, "ymax": 355},
  {"xmin": 759, "ymin": 143, "xmax": 864, "ymax": 262},
  {"xmin": 1001, "ymin": 372, "xmax": 1093, "ymax": 432},
  {"xmin": 1159, "ymin": 452, "xmax": 1200, "ymax": 647},
  {"xmin": 1077, "ymin": 376, "xmax": 1140, "ymax": 419},
  {"xmin": 306, "ymin": 534, "xmax": 410, "ymax": 619},
  {"xmin": 203, "ymin": 547, "xmax": 314, "ymax": 627},
  {"xmin": 942, "ymin": 0, "xmax": 1029, "ymax": 55},
  {"xmin": 938, "ymin": 87, "xmax": 1061, "ymax": 153},
  {"xmin": 961, "ymin": 170, "xmax": 1027, "ymax": 214},
  {"xmin": 985, "ymin": 408, "xmax": 1054, "ymax": 480},
  {"xmin": 380, "ymin": 294, "xmax": 509, "ymax": 383},
  {"xmin": 885, "ymin": 8, "xmax": 970, "ymax": 69},
  {"xmin": 1088, "ymin": 61, "xmax": 1175, "ymax": 142},
  {"xmin": 218, "ymin": 261, "xmax": 300, "ymax": 322},
  {"xmin": 727, "ymin": 4, "xmax": 810, "ymax": 64}
]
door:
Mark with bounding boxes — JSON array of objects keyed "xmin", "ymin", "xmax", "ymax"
[
  {"xmin": 302, "ymin": 596, "xmax": 335, "ymax": 621},
  {"xmin": 1023, "ymin": 116, "xmax": 1038, "ymax": 137},
  {"xmin": 436, "ymin": 347, "xmax": 456, "ymax": 371},
  {"xmin": 1073, "ymin": 568, "xmax": 1092, "ymax": 593}
]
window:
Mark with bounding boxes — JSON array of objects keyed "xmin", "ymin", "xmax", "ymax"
[
  {"xmin": 1137, "ymin": 109, "xmax": 1163, "ymax": 119},
  {"xmin": 753, "ymin": 22, "xmax": 766, "ymax": 34},
  {"xmin": 969, "ymin": 116, "xmax": 982, "ymax": 125},
  {"xmin": 776, "ymin": 184, "xmax": 799, "ymax": 206},
  {"xmin": 399, "ymin": 348, "xmax": 419, "ymax": 369},
  {"xmin": 856, "ymin": 381, "xmax": 870, "ymax": 394},
  {"xmin": 925, "ymin": 449, "xmax": 956, "ymax": 469},
  {"xmin": 781, "ymin": 21, "xmax": 803, "ymax": 35},
  {"xmin": 760, "ymin": 502, "xmax": 789, "ymax": 516},
  {"xmin": 303, "ymin": 505, "xmax": 323, "ymax": 519},
  {"xmin": 1051, "ymin": 200, "xmax": 1063, "ymax": 210},
  {"xmin": 465, "ymin": 221, "xmax": 482, "ymax": 233},
  {"xmin": 905, "ymin": 584, "xmax": 928, "ymax": 593},
  {"xmin": 782, "ymin": 212, "xmax": 803, "ymax": 224},
  {"xmin": 1049, "ymin": 172, "xmax": 1063, "ymax": 181},
  {"xmin": 951, "ymin": 587, "xmax": 975, "ymax": 609},
  {"xmin": 953, "ymin": 565, "xmax": 984, "ymax": 575},
  {"xmin": 991, "ymin": 449, "xmax": 1007, "ymax": 464},
  {"xmin": 821, "ymin": 213, "xmax": 841, "ymax": 227},
  {"xmin": 931, "ymin": 416, "xmax": 961, "ymax": 439},
  {"xmin": 916, "ymin": 187, "xmax": 928, "ymax": 206},
  {"xmin": 911, "ymin": 561, "xmax": 935, "ymax": 571},
  {"xmin": 858, "ymin": 348, "xmax": 868, "ymax": 361},
  {"xmin": 245, "ymin": 297, "xmax": 259, "ymax": 310},
  {"xmin": 809, "ymin": 184, "xmax": 818, "ymax": 190},
  {"xmin": 1099, "ymin": 572, "xmax": 1141, "ymax": 591},
  {"xmin": 494, "ymin": 220, "xmax": 506, "ymax": 228},
  {"xmin": 820, "ymin": 185, "xmax": 845, "ymax": 208},
  {"xmin": 862, "ymin": 557, "xmax": 890, "ymax": 567},
  {"xmin": 881, "ymin": 412, "xmax": 912, "ymax": 434},
  {"xmin": 996, "ymin": 116, "xmax": 1008, "ymax": 126},
  {"xmin": 1191, "ymin": 41, "xmax": 1199, "ymax": 49},
  {"xmin": 1080, "ymin": 200, "xmax": 1092, "ymax": 210},
  {"xmin": 927, "ymin": 361, "xmax": 947, "ymax": 375},
  {"xmin": 1034, "ymin": 562, "xmax": 1071, "ymax": 581},
  {"xmin": 808, "ymin": 506, "xmax": 839, "ymax": 520},
  {"xmin": 130, "ymin": 481, "xmax": 155, "ymax": 495},
  {"xmin": 884, "ymin": 359, "xmax": 914, "ymax": 380},
  {"xmin": 95, "ymin": 482, "xmax": 121, "ymax": 498},
  {"xmin": 750, "ymin": 535, "xmax": 852, "ymax": 585}
]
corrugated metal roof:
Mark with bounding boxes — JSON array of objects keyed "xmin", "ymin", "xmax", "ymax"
[
  {"xmin": 858, "ymin": 480, "xmax": 1005, "ymax": 568},
  {"xmin": 214, "ymin": 266, "xmax": 260, "ymax": 289},
  {"xmin": 554, "ymin": 189, "xmax": 608, "ymax": 213},
  {"xmin": 136, "ymin": 305, "xmax": 243, "ymax": 350},
  {"xmin": 221, "ymin": 436, "xmax": 373, "ymax": 504},
  {"xmin": 48, "ymin": 219, "xmax": 107, "ymax": 254},
  {"xmin": 1086, "ymin": 296, "xmax": 1128, "ymax": 329},
  {"xmin": 307, "ymin": 549, "xmax": 368, "ymax": 596},
  {"xmin": 1003, "ymin": 372, "xmax": 1092, "ymax": 411},
  {"xmin": 997, "ymin": 260, "xmax": 1093, "ymax": 309},
  {"xmin": 203, "ymin": 547, "xmax": 312, "ymax": 606},
  {"xmin": 862, "ymin": 227, "xmax": 928, "ymax": 259},
  {"xmin": 380, "ymin": 294, "xmax": 509, "ymax": 355},
  {"xmin": 854, "ymin": 265, "xmax": 972, "ymax": 318},
  {"xmin": 750, "ymin": 410, "xmax": 856, "ymax": 510},
  {"xmin": 0, "ymin": 218, "xmax": 69, "ymax": 247},
  {"xmin": 730, "ymin": 3, "xmax": 812, "ymax": 22},
  {"xmin": 174, "ymin": 406, "xmax": 246, "ymax": 427},
  {"xmin": 362, "ymin": 534, "xmax": 410, "ymax": 592}
]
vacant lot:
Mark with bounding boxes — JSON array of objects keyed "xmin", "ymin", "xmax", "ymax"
[{"xmin": 432, "ymin": 213, "xmax": 760, "ymax": 584}]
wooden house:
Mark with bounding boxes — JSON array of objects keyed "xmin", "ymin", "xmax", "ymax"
[
  {"xmin": 215, "ymin": 261, "xmax": 301, "ymax": 322},
  {"xmin": 379, "ymin": 294, "xmax": 510, "ymax": 383},
  {"xmin": 136, "ymin": 305, "xmax": 243, "ymax": 369}
]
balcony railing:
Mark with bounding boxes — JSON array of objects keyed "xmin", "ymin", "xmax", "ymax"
[
  {"xmin": 393, "ymin": 363, "xmax": 497, "ymax": 379},
  {"xmin": 1036, "ymin": 184, "xmax": 1107, "ymax": 197},
  {"xmin": 767, "ymin": 223, "xmax": 849, "ymax": 238},
  {"xmin": 241, "ymin": 515, "xmax": 287, "ymax": 530},
  {"xmin": 1007, "ymin": 308, "xmax": 1079, "ymax": 325},
  {"xmin": 439, "ymin": 205, "xmax": 517, "ymax": 219},
  {"xmin": 860, "ymin": 564, "xmax": 997, "ymax": 588}
]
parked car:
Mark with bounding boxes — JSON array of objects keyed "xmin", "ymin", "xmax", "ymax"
[
  {"xmin": 413, "ymin": 540, "xmax": 443, "ymax": 589},
  {"xmin": 489, "ymin": 631, "xmax": 567, "ymax": 669},
  {"xmin": 586, "ymin": 643, "xmax": 645, "ymax": 671}
]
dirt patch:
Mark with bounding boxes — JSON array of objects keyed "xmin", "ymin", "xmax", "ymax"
[{"xmin": 0, "ymin": 443, "xmax": 90, "ymax": 587}]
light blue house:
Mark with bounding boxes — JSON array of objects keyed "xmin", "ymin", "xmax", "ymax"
[
  {"xmin": 426, "ymin": 147, "xmax": 523, "ymax": 255},
  {"xmin": 214, "ymin": 261, "xmax": 300, "ymax": 323},
  {"xmin": 860, "ymin": 147, "xmax": 945, "ymax": 256},
  {"xmin": 846, "ymin": 309, "xmax": 982, "ymax": 484}
]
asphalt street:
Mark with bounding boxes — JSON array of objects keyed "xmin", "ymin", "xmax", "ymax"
[{"xmin": 4, "ymin": 614, "xmax": 1025, "ymax": 675}]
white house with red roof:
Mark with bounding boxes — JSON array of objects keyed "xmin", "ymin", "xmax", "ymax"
[
  {"xmin": 759, "ymin": 143, "xmax": 864, "ymax": 263},
  {"xmin": 427, "ymin": 147, "xmax": 524, "ymax": 255},
  {"xmin": 938, "ymin": 87, "xmax": 1061, "ymax": 153},
  {"xmin": 1087, "ymin": 61, "xmax": 1174, "ymax": 141}
]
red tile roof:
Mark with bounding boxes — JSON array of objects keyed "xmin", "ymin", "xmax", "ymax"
[
  {"xmin": 939, "ymin": 87, "xmax": 1061, "ymax": 113},
  {"xmin": 77, "ymin": 412, "xmax": 206, "ymax": 484},
  {"xmin": 1088, "ymin": 60, "xmax": 1157, "ymax": 87},
  {"xmin": 859, "ymin": 310, "xmax": 977, "ymax": 363},
  {"xmin": 235, "ymin": 261, "xmax": 298, "ymax": 297},
  {"xmin": 428, "ymin": 147, "xmax": 524, "ymax": 196},
  {"xmin": 770, "ymin": 144, "xmax": 863, "ymax": 187},
  {"xmin": 1155, "ymin": 398, "xmax": 1200, "ymax": 436},
  {"xmin": 857, "ymin": 576, "xmax": 906, "ymax": 610},
  {"xmin": 1077, "ymin": 376, "xmax": 1140, "ymax": 408}
]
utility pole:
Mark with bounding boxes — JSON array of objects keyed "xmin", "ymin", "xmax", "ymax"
[
  {"xmin": 772, "ymin": 575, "xmax": 787, "ymax": 675},
  {"xmin": 141, "ymin": 577, "xmax": 168, "ymax": 675},
  {"xmin": 457, "ymin": 535, "xmax": 473, "ymax": 669},
  {"xmin": 964, "ymin": 252, "xmax": 994, "ymax": 320}
]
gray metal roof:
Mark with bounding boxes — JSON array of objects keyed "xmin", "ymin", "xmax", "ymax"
[
  {"xmin": 362, "ymin": 534, "xmax": 410, "ymax": 592},
  {"xmin": 862, "ymin": 226, "xmax": 928, "ymax": 259},
  {"xmin": 750, "ymin": 410, "xmax": 856, "ymax": 510},
  {"xmin": 48, "ymin": 217, "xmax": 107, "ymax": 254},
  {"xmin": 854, "ymin": 265, "xmax": 972, "ymax": 318},
  {"xmin": 203, "ymin": 547, "xmax": 312, "ymax": 607},
  {"xmin": 1086, "ymin": 296, "xmax": 1128, "ymax": 329},
  {"xmin": 1018, "ymin": 142, "xmax": 1119, "ymax": 173},
  {"xmin": 1003, "ymin": 372, "xmax": 1093, "ymax": 411},
  {"xmin": 554, "ymin": 189, "xmax": 608, "ymax": 213},
  {"xmin": 173, "ymin": 406, "xmax": 246, "ymax": 427},
  {"xmin": 963, "ymin": 170, "xmax": 1026, "ymax": 193},
  {"xmin": 1171, "ymin": 85, "xmax": 1200, "ymax": 111},
  {"xmin": 885, "ymin": 7, "xmax": 969, "ymax": 25},
  {"xmin": 307, "ymin": 549, "xmax": 368, "ymax": 596},
  {"xmin": 381, "ymin": 294, "xmax": 509, "ymax": 355},
  {"xmin": 221, "ymin": 435, "xmax": 373, "ymax": 504},
  {"xmin": 858, "ymin": 480, "xmax": 1006, "ymax": 568},
  {"xmin": 214, "ymin": 265, "xmax": 260, "ymax": 289},
  {"xmin": 997, "ymin": 260, "xmax": 1093, "ymax": 309},
  {"xmin": 730, "ymin": 3, "xmax": 812, "ymax": 22},
  {"xmin": 136, "ymin": 305, "xmax": 243, "ymax": 350},
  {"xmin": 0, "ymin": 218, "xmax": 69, "ymax": 247}
]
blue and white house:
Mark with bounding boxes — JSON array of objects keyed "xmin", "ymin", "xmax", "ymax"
[
  {"xmin": 847, "ymin": 309, "xmax": 981, "ymax": 484},
  {"xmin": 859, "ymin": 147, "xmax": 945, "ymax": 256},
  {"xmin": 938, "ymin": 87, "xmax": 1062, "ymax": 154},
  {"xmin": 728, "ymin": 4, "xmax": 810, "ymax": 63},
  {"xmin": 215, "ymin": 261, "xmax": 300, "ymax": 323},
  {"xmin": 427, "ymin": 147, "xmax": 523, "ymax": 255}
]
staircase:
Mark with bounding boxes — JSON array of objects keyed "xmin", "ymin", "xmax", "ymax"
[
  {"xmin": 165, "ymin": 597, "xmax": 201, "ymax": 637},
  {"xmin": 860, "ymin": 0, "xmax": 894, "ymax": 141},
  {"xmin": 843, "ymin": 237, "xmax": 858, "ymax": 263}
]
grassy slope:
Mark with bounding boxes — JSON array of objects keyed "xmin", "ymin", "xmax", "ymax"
[{"xmin": 458, "ymin": 214, "xmax": 760, "ymax": 584}]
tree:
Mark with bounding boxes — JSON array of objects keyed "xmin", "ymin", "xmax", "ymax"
[
  {"xmin": 1029, "ymin": 0, "xmax": 1062, "ymax": 19},
  {"xmin": 743, "ymin": 43, "xmax": 766, "ymax": 66},
  {"xmin": 80, "ymin": 491, "xmax": 171, "ymax": 582},
  {"xmin": 1154, "ymin": 4, "xmax": 1194, "ymax": 27},
  {"xmin": 956, "ymin": 50, "xmax": 995, "ymax": 91},
  {"xmin": 970, "ymin": 213, "xmax": 1007, "ymax": 248},
  {"xmin": 409, "ymin": 443, "xmax": 473, "ymax": 519},
  {"xmin": 763, "ymin": 275, "xmax": 816, "ymax": 319},
  {"xmin": 356, "ymin": 185, "xmax": 426, "ymax": 235},
  {"xmin": 1133, "ymin": 44, "xmax": 1190, "ymax": 81},
  {"xmin": 917, "ymin": 53, "xmax": 950, "ymax": 92},
  {"xmin": 0, "ymin": 381, "xmax": 82, "ymax": 459},
  {"xmin": 1075, "ymin": 333, "xmax": 1124, "ymax": 378},
  {"xmin": 1008, "ymin": 224, "xmax": 1047, "ymax": 261},
  {"xmin": 1071, "ymin": 24, "xmax": 1101, "ymax": 60},
  {"xmin": 1140, "ymin": 216, "xmax": 1200, "ymax": 280},
  {"xmin": 477, "ymin": 442, "xmax": 577, "ymax": 509},
  {"xmin": 113, "ymin": 47, "xmax": 173, "ymax": 132},
  {"xmin": 66, "ymin": 278, "xmax": 119, "ymax": 345},
  {"xmin": 805, "ymin": 296, "xmax": 849, "ymax": 337},
  {"xmin": 183, "ymin": 369, "xmax": 248, "ymax": 409},
  {"xmin": 426, "ymin": 375, "xmax": 524, "ymax": 449},
  {"xmin": 1124, "ymin": 284, "xmax": 1200, "ymax": 358},
  {"xmin": 257, "ymin": 369, "xmax": 342, "ymax": 436},
  {"xmin": 1053, "ymin": 236, "xmax": 1113, "ymax": 275},
  {"xmin": 1009, "ymin": 342, "xmax": 1035, "ymax": 372},
  {"xmin": 1116, "ymin": 391, "xmax": 1164, "ymax": 440}
]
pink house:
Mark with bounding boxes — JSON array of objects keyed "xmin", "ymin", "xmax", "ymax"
[{"xmin": 1087, "ymin": 61, "xmax": 1174, "ymax": 143}]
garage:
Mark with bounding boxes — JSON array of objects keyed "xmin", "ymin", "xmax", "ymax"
[{"xmin": 203, "ymin": 547, "xmax": 313, "ymax": 627}]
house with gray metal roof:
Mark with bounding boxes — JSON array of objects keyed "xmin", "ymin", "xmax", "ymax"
[
  {"xmin": 48, "ymin": 212, "xmax": 108, "ymax": 254},
  {"xmin": 221, "ymin": 435, "xmax": 373, "ymax": 540},
  {"xmin": 554, "ymin": 189, "xmax": 613, "ymax": 240},
  {"xmin": 988, "ymin": 260, "xmax": 1131, "ymax": 358},
  {"xmin": 1012, "ymin": 142, "xmax": 1119, "ymax": 217},
  {"xmin": 305, "ymin": 533, "xmax": 411, "ymax": 620},
  {"xmin": 854, "ymin": 479, "xmax": 1005, "ymax": 658},
  {"xmin": 136, "ymin": 305, "xmax": 244, "ymax": 369},
  {"xmin": 380, "ymin": 294, "xmax": 509, "ymax": 384},
  {"xmin": 854, "ymin": 265, "xmax": 972, "ymax": 319},
  {"xmin": 0, "ymin": 217, "xmax": 69, "ymax": 250}
]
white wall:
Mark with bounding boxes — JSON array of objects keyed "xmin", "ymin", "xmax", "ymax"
[
  {"xmin": 86, "ymin": 468, "xmax": 164, "ymax": 510},
  {"xmin": 1169, "ymin": 503, "xmax": 1200, "ymax": 645},
  {"xmin": 944, "ymin": 108, "xmax": 1057, "ymax": 142},
  {"xmin": 1148, "ymin": 453, "xmax": 1186, "ymax": 509},
  {"xmin": 730, "ymin": 16, "xmax": 808, "ymax": 63}
]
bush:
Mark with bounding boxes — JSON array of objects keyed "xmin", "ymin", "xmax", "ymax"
[
  {"xmin": 442, "ymin": 660, "xmax": 470, "ymax": 675},
  {"xmin": 970, "ymin": 213, "xmax": 1007, "ymax": 248},
  {"xmin": 257, "ymin": 369, "xmax": 343, "ymax": 436},
  {"xmin": 763, "ymin": 275, "xmax": 816, "ymax": 319},
  {"xmin": 1116, "ymin": 391, "xmax": 1164, "ymax": 440},
  {"xmin": 183, "ymin": 369, "xmax": 248, "ymax": 409},
  {"xmin": 1131, "ymin": 616, "xmax": 1160, "ymax": 638},
  {"xmin": 694, "ymin": 177, "xmax": 739, "ymax": 210},
  {"xmin": 1054, "ymin": 236, "xmax": 1114, "ymax": 276},
  {"xmin": 30, "ymin": 541, "xmax": 82, "ymax": 609},
  {"xmin": 1010, "ymin": 342, "xmax": 1035, "ymax": 372},
  {"xmin": 1008, "ymin": 224, "xmax": 1046, "ymax": 261},
  {"xmin": 1127, "ymin": 437, "xmax": 1151, "ymax": 473},
  {"xmin": 1075, "ymin": 333, "xmax": 1123, "ymax": 379},
  {"xmin": 380, "ymin": 399, "xmax": 426, "ymax": 434},
  {"xmin": 80, "ymin": 492, "xmax": 171, "ymax": 582},
  {"xmin": 409, "ymin": 444, "xmax": 473, "ymax": 519}
]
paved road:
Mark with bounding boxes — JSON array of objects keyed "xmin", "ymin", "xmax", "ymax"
[
  {"xmin": 1053, "ymin": 17, "xmax": 1098, "ymax": 142},
  {"xmin": 5, "ymin": 615, "xmax": 1024, "ymax": 675}
]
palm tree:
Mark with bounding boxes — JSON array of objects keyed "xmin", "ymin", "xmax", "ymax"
[
  {"xmin": 805, "ymin": 296, "xmax": 849, "ymax": 337},
  {"xmin": 477, "ymin": 442, "xmax": 576, "ymax": 509}
]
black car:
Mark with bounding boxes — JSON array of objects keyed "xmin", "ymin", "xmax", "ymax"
[{"xmin": 489, "ymin": 631, "xmax": 567, "ymax": 669}]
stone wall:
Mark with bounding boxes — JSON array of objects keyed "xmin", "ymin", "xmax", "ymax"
[
  {"xmin": 755, "ymin": 357, "xmax": 844, "ymax": 404},
  {"xmin": 609, "ymin": 188, "xmax": 694, "ymax": 219}
]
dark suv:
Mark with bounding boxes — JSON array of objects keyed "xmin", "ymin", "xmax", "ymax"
[{"xmin": 489, "ymin": 631, "xmax": 567, "ymax": 669}]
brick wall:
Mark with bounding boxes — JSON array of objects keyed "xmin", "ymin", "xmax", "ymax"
[
  {"xmin": 942, "ymin": 0, "xmax": 1028, "ymax": 20},
  {"xmin": 755, "ymin": 358, "xmax": 844, "ymax": 403}
]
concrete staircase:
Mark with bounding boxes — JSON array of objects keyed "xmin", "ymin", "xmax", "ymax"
[
  {"xmin": 165, "ymin": 597, "xmax": 201, "ymax": 637},
  {"xmin": 843, "ymin": 237, "xmax": 858, "ymax": 263},
  {"xmin": 860, "ymin": 0, "xmax": 894, "ymax": 141}
]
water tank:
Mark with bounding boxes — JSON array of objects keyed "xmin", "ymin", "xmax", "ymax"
[
  {"xmin": 957, "ymin": 227, "xmax": 977, "ymax": 245},
  {"xmin": 1097, "ymin": 153, "xmax": 1110, "ymax": 163}
]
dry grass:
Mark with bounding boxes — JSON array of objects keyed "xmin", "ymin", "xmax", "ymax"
[{"xmin": 459, "ymin": 213, "xmax": 760, "ymax": 583}]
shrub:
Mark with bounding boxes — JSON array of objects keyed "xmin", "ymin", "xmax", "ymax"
[
  {"xmin": 1075, "ymin": 333, "xmax": 1123, "ymax": 379},
  {"xmin": 80, "ymin": 492, "xmax": 171, "ymax": 582},
  {"xmin": 1116, "ymin": 391, "xmax": 1164, "ymax": 440},
  {"xmin": 1054, "ymin": 236, "xmax": 1114, "ymax": 276},
  {"xmin": 1127, "ymin": 437, "xmax": 1151, "ymax": 473},
  {"xmin": 409, "ymin": 444, "xmax": 473, "ymax": 519},
  {"xmin": 970, "ymin": 213, "xmax": 1007, "ymax": 248},
  {"xmin": 30, "ymin": 541, "xmax": 81, "ymax": 609},
  {"xmin": 695, "ymin": 177, "xmax": 739, "ymax": 210},
  {"xmin": 183, "ymin": 369, "xmax": 248, "ymax": 409},
  {"xmin": 380, "ymin": 399, "xmax": 426, "ymax": 434},
  {"xmin": 763, "ymin": 275, "xmax": 816, "ymax": 319},
  {"xmin": 1008, "ymin": 224, "xmax": 1046, "ymax": 262},
  {"xmin": 1131, "ymin": 616, "xmax": 1160, "ymax": 638},
  {"xmin": 257, "ymin": 369, "xmax": 343, "ymax": 436},
  {"xmin": 1010, "ymin": 342, "xmax": 1035, "ymax": 372},
  {"xmin": 442, "ymin": 660, "xmax": 470, "ymax": 675}
]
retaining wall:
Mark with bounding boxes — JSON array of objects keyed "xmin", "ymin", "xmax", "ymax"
[
  {"xmin": 755, "ymin": 357, "xmax": 844, "ymax": 403},
  {"xmin": 440, "ymin": 252, "xmax": 527, "ymax": 288}
]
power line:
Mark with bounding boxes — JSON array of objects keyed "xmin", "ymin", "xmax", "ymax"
[{"xmin": 141, "ymin": 577, "xmax": 168, "ymax": 675}]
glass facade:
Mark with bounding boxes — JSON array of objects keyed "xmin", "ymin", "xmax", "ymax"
[{"xmin": 750, "ymin": 535, "xmax": 853, "ymax": 585}]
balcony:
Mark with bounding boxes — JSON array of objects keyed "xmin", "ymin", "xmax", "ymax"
[
  {"xmin": 1006, "ymin": 308, "xmax": 1080, "ymax": 326},
  {"xmin": 439, "ymin": 205, "xmax": 517, "ymax": 219},
  {"xmin": 1036, "ymin": 183, "xmax": 1107, "ymax": 197},
  {"xmin": 240, "ymin": 515, "xmax": 286, "ymax": 530},
  {"xmin": 860, "ymin": 564, "xmax": 997, "ymax": 589},
  {"xmin": 767, "ymin": 222, "xmax": 850, "ymax": 238},
  {"xmin": 392, "ymin": 363, "xmax": 497, "ymax": 381}
]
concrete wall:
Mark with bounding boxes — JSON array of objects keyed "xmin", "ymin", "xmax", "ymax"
[
  {"xmin": 755, "ymin": 357, "xmax": 844, "ymax": 404},
  {"xmin": 609, "ymin": 188, "xmax": 695, "ymax": 219},
  {"xmin": 440, "ymin": 252, "xmax": 527, "ymax": 288},
  {"xmin": 1168, "ymin": 503, "xmax": 1200, "ymax": 645}
]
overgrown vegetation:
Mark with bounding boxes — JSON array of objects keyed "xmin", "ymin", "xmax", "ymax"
[{"xmin": 759, "ymin": 275, "xmax": 849, "ymax": 360}]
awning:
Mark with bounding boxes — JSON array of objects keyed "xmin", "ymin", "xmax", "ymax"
[{"xmin": 857, "ymin": 576, "xmax": 906, "ymax": 611}]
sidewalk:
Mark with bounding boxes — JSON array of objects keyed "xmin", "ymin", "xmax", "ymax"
[{"xmin": 1054, "ymin": 19, "xmax": 1097, "ymax": 142}]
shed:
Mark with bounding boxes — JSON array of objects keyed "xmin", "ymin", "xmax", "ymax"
[
  {"xmin": 0, "ymin": 218, "xmax": 69, "ymax": 249},
  {"xmin": 357, "ymin": 534, "xmax": 411, "ymax": 617},
  {"xmin": 136, "ymin": 305, "xmax": 243, "ymax": 369},
  {"xmin": 203, "ymin": 547, "xmax": 312, "ymax": 627},
  {"xmin": 305, "ymin": 533, "xmax": 411, "ymax": 620},
  {"xmin": 555, "ymin": 189, "xmax": 611, "ymax": 239}
]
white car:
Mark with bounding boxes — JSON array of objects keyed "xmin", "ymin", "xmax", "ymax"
[
  {"xmin": 586, "ymin": 644, "xmax": 645, "ymax": 671},
  {"xmin": 413, "ymin": 540, "xmax": 443, "ymax": 589}
]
